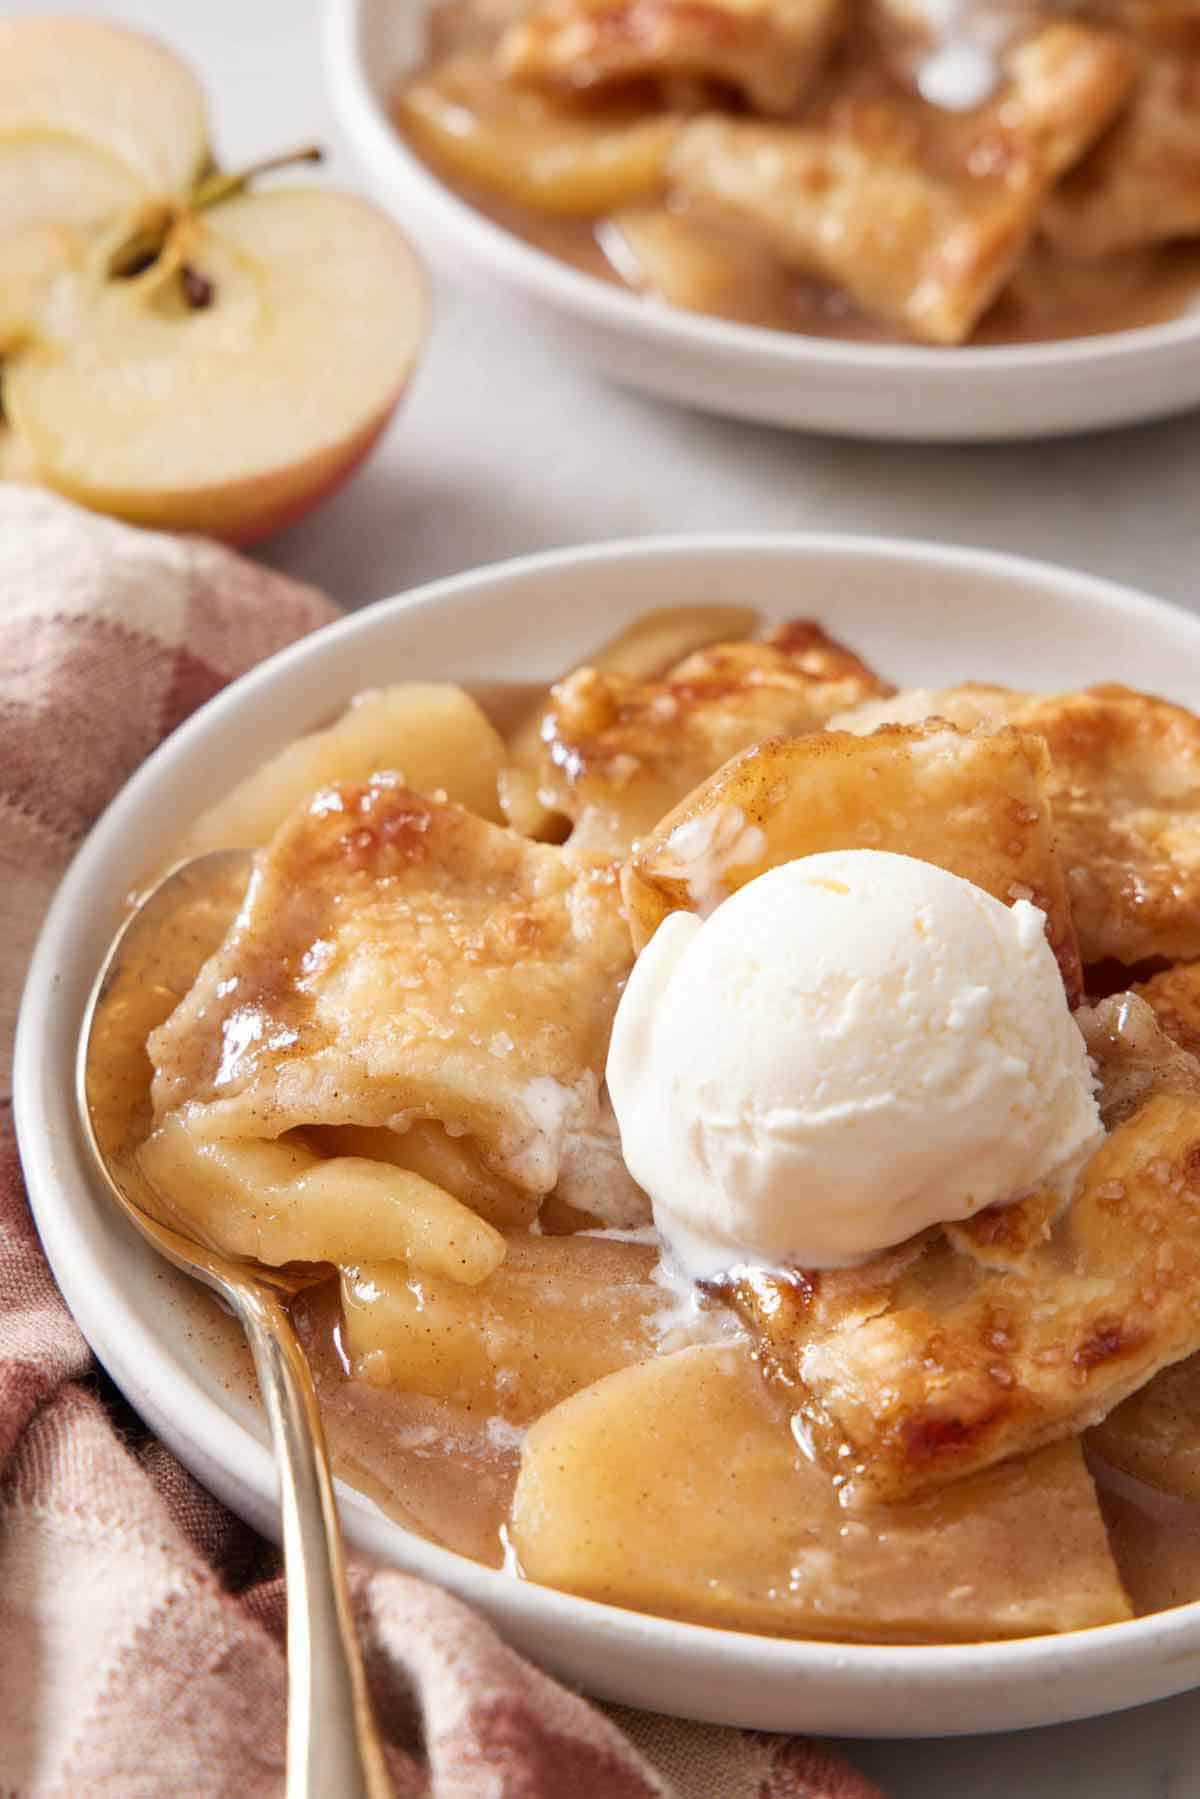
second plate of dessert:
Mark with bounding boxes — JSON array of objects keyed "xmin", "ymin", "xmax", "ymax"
[{"xmin": 327, "ymin": 0, "xmax": 1200, "ymax": 439}]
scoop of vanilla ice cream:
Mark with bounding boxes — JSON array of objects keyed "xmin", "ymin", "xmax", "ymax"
[{"xmin": 606, "ymin": 849, "xmax": 1102, "ymax": 1275}]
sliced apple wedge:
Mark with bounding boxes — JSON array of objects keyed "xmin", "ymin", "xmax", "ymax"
[
  {"xmin": 5, "ymin": 189, "xmax": 427, "ymax": 544},
  {"xmin": 0, "ymin": 17, "xmax": 209, "ymax": 195},
  {"xmin": 397, "ymin": 51, "xmax": 679, "ymax": 215}
]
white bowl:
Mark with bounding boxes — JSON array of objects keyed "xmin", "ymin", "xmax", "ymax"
[
  {"xmin": 324, "ymin": 0, "xmax": 1200, "ymax": 442},
  {"xmin": 15, "ymin": 534, "xmax": 1200, "ymax": 1737}
]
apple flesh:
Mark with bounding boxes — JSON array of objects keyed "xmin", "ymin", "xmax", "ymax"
[
  {"xmin": 0, "ymin": 17, "xmax": 209, "ymax": 346},
  {"xmin": 1, "ymin": 157, "xmax": 142, "ymax": 354},
  {"xmin": 0, "ymin": 17, "xmax": 210, "ymax": 194},
  {"xmin": 6, "ymin": 189, "xmax": 427, "ymax": 545}
]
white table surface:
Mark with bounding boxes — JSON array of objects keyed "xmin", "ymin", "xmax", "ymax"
[{"xmin": 10, "ymin": 0, "xmax": 1200, "ymax": 1790}]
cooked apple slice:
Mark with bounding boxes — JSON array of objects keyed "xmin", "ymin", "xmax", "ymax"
[
  {"xmin": 5, "ymin": 188, "xmax": 426, "ymax": 544},
  {"xmin": 396, "ymin": 51, "xmax": 679, "ymax": 215},
  {"xmin": 178, "ymin": 682, "xmax": 508, "ymax": 856},
  {"xmin": 600, "ymin": 206, "xmax": 792, "ymax": 322},
  {"xmin": 309, "ymin": 1122, "xmax": 539, "ymax": 1231},
  {"xmin": 1090, "ymin": 1352, "xmax": 1200, "ymax": 1499},
  {"xmin": 510, "ymin": 1343, "xmax": 1131, "ymax": 1638},
  {"xmin": 339, "ymin": 1234, "xmax": 661, "ymax": 1420}
]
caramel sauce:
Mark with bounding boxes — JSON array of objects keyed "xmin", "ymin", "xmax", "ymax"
[
  {"xmin": 166, "ymin": 1273, "xmax": 517, "ymax": 1565},
  {"xmin": 1094, "ymin": 1459, "xmax": 1200, "ymax": 1617},
  {"xmin": 408, "ymin": 168, "xmax": 1200, "ymax": 345}
]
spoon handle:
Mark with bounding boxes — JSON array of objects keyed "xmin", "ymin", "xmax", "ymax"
[{"xmin": 235, "ymin": 1283, "xmax": 393, "ymax": 1799}]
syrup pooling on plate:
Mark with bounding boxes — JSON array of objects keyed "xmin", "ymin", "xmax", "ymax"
[
  {"xmin": 90, "ymin": 604, "xmax": 1200, "ymax": 1642},
  {"xmin": 392, "ymin": 0, "xmax": 1200, "ymax": 346}
]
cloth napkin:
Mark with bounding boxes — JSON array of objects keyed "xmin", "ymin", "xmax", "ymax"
[{"xmin": 0, "ymin": 486, "xmax": 891, "ymax": 1799}]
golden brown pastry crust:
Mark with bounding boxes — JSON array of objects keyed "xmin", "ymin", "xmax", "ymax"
[
  {"xmin": 499, "ymin": 0, "xmax": 847, "ymax": 115},
  {"xmin": 723, "ymin": 994, "xmax": 1200, "ymax": 1501},
  {"xmin": 1042, "ymin": 48, "xmax": 1200, "ymax": 257},
  {"xmin": 667, "ymin": 22, "xmax": 1137, "ymax": 343},
  {"xmin": 624, "ymin": 717, "xmax": 1085, "ymax": 1000},
  {"xmin": 1015, "ymin": 684, "xmax": 1200, "ymax": 966},
  {"xmin": 835, "ymin": 681, "xmax": 1200, "ymax": 967},
  {"xmin": 147, "ymin": 776, "xmax": 632, "ymax": 1194},
  {"xmin": 531, "ymin": 619, "xmax": 892, "ymax": 854}
]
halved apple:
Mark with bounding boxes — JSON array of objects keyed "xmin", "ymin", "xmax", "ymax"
[
  {"xmin": 1, "ymin": 16, "xmax": 426, "ymax": 543},
  {"xmin": 6, "ymin": 188, "xmax": 426, "ymax": 543}
]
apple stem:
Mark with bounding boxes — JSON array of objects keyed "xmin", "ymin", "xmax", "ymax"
[{"xmin": 191, "ymin": 145, "xmax": 324, "ymax": 213}]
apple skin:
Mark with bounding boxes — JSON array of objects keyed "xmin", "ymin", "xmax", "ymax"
[{"xmin": 32, "ymin": 377, "xmax": 413, "ymax": 549}]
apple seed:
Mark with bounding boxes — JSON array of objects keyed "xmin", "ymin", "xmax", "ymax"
[{"xmin": 180, "ymin": 265, "xmax": 215, "ymax": 309}]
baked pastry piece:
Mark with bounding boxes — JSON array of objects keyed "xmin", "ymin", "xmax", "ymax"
[
  {"xmin": 835, "ymin": 682, "xmax": 1200, "ymax": 966},
  {"xmin": 498, "ymin": 0, "xmax": 847, "ymax": 116},
  {"xmin": 1013, "ymin": 685, "xmax": 1200, "ymax": 966},
  {"xmin": 146, "ymin": 775, "xmax": 632, "ymax": 1196},
  {"xmin": 1086, "ymin": 964, "xmax": 1200, "ymax": 1496},
  {"xmin": 623, "ymin": 719, "xmax": 1084, "ymax": 999},
  {"xmin": 526, "ymin": 619, "xmax": 893, "ymax": 854},
  {"xmin": 723, "ymin": 994, "xmax": 1200, "ymax": 1500},
  {"xmin": 1042, "ymin": 49, "xmax": 1200, "ymax": 257},
  {"xmin": 511, "ymin": 1342, "xmax": 1132, "ymax": 1638},
  {"xmin": 499, "ymin": 601, "xmax": 761, "ymax": 840},
  {"xmin": 668, "ymin": 22, "xmax": 1137, "ymax": 343}
]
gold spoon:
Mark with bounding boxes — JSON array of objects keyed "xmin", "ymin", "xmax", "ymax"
[{"xmin": 76, "ymin": 849, "xmax": 392, "ymax": 1799}]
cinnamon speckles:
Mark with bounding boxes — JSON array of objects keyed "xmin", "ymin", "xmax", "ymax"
[{"xmin": 1073, "ymin": 1318, "xmax": 1142, "ymax": 1373}]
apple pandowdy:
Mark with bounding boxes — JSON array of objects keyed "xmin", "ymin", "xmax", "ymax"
[
  {"xmin": 93, "ymin": 603, "xmax": 1200, "ymax": 1644},
  {"xmin": 392, "ymin": 0, "xmax": 1200, "ymax": 346}
]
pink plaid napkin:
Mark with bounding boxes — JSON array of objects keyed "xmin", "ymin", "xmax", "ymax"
[{"xmin": 0, "ymin": 486, "xmax": 890, "ymax": 1799}]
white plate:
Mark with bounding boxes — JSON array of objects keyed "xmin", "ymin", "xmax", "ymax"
[
  {"xmin": 324, "ymin": 0, "xmax": 1200, "ymax": 442},
  {"xmin": 15, "ymin": 534, "xmax": 1200, "ymax": 1737}
]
